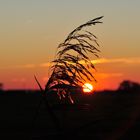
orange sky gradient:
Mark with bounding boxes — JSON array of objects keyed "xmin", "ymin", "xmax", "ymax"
[{"xmin": 0, "ymin": 0, "xmax": 140, "ymax": 90}]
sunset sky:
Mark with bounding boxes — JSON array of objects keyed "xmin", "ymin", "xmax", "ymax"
[{"xmin": 0, "ymin": 0, "xmax": 140, "ymax": 90}]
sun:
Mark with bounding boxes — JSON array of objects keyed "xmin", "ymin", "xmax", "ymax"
[{"xmin": 82, "ymin": 83, "xmax": 93, "ymax": 93}]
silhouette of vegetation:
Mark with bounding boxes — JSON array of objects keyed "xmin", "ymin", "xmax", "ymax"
[
  {"xmin": 44, "ymin": 16, "xmax": 103, "ymax": 103},
  {"xmin": 118, "ymin": 80, "xmax": 140, "ymax": 92},
  {"xmin": 0, "ymin": 83, "xmax": 3, "ymax": 91},
  {"xmin": 1, "ymin": 85, "xmax": 140, "ymax": 139},
  {"xmin": 33, "ymin": 17, "xmax": 103, "ymax": 132}
]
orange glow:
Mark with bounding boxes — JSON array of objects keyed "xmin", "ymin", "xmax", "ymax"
[{"xmin": 83, "ymin": 83, "xmax": 93, "ymax": 93}]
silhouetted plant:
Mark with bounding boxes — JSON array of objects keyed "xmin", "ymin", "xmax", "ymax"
[
  {"xmin": 33, "ymin": 17, "xmax": 103, "ymax": 133},
  {"xmin": 0, "ymin": 83, "xmax": 3, "ymax": 91},
  {"xmin": 118, "ymin": 80, "xmax": 140, "ymax": 92},
  {"xmin": 44, "ymin": 16, "xmax": 103, "ymax": 103}
]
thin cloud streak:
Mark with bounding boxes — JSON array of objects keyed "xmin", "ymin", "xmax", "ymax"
[
  {"xmin": 11, "ymin": 78, "xmax": 26, "ymax": 82},
  {"xmin": 0, "ymin": 64, "xmax": 36, "ymax": 70},
  {"xmin": 39, "ymin": 62, "xmax": 51, "ymax": 67},
  {"xmin": 91, "ymin": 57, "xmax": 140, "ymax": 64},
  {"xmin": 1, "ymin": 57, "xmax": 139, "ymax": 70},
  {"xmin": 96, "ymin": 72, "xmax": 123, "ymax": 79},
  {"xmin": 15, "ymin": 64, "xmax": 36, "ymax": 69},
  {"xmin": 38, "ymin": 57, "xmax": 140, "ymax": 68}
]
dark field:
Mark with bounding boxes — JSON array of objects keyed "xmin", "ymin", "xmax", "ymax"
[{"xmin": 0, "ymin": 90, "xmax": 140, "ymax": 140}]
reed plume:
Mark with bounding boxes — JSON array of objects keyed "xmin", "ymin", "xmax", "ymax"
[{"xmin": 45, "ymin": 16, "xmax": 103, "ymax": 103}]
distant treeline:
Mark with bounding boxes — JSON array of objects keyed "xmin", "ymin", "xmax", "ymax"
[
  {"xmin": 0, "ymin": 80, "xmax": 140, "ymax": 93},
  {"xmin": 118, "ymin": 80, "xmax": 140, "ymax": 92}
]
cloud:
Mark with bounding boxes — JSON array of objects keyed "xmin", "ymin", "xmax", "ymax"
[
  {"xmin": 96, "ymin": 72, "xmax": 123, "ymax": 79},
  {"xmin": 1, "ymin": 57, "xmax": 139, "ymax": 70},
  {"xmin": 13, "ymin": 64, "xmax": 36, "ymax": 69},
  {"xmin": 91, "ymin": 57, "xmax": 140, "ymax": 64},
  {"xmin": 39, "ymin": 57, "xmax": 140, "ymax": 69},
  {"xmin": 39, "ymin": 62, "xmax": 51, "ymax": 67},
  {"xmin": 0, "ymin": 64, "xmax": 36, "ymax": 70},
  {"xmin": 11, "ymin": 78, "xmax": 26, "ymax": 82}
]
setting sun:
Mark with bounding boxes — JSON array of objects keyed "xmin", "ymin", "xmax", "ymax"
[{"xmin": 83, "ymin": 83, "xmax": 93, "ymax": 93}]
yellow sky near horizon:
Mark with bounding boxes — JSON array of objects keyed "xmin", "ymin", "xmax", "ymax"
[{"xmin": 0, "ymin": 0, "xmax": 140, "ymax": 90}]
